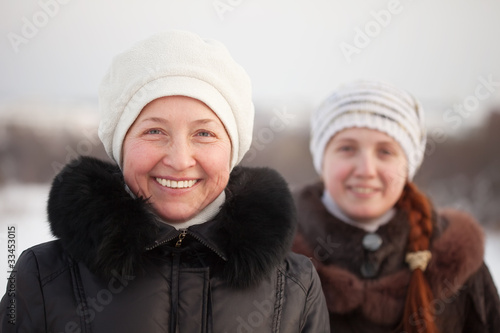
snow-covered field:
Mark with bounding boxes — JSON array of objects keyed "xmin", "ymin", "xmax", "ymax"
[{"xmin": 1, "ymin": 184, "xmax": 499, "ymax": 294}]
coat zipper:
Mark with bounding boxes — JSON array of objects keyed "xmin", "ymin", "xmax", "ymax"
[
  {"xmin": 145, "ymin": 233, "xmax": 179, "ymax": 251},
  {"xmin": 146, "ymin": 229, "xmax": 226, "ymax": 260},
  {"xmin": 189, "ymin": 232, "xmax": 227, "ymax": 260},
  {"xmin": 175, "ymin": 229, "xmax": 187, "ymax": 248}
]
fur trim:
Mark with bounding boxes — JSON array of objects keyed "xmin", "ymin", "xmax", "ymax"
[
  {"xmin": 427, "ymin": 208, "xmax": 485, "ymax": 297},
  {"xmin": 209, "ymin": 167, "xmax": 296, "ymax": 288},
  {"xmin": 48, "ymin": 156, "xmax": 295, "ymax": 288},
  {"xmin": 292, "ymin": 183, "xmax": 486, "ymax": 325},
  {"xmin": 48, "ymin": 157, "xmax": 160, "ymax": 279},
  {"xmin": 293, "ymin": 232, "xmax": 409, "ymax": 325}
]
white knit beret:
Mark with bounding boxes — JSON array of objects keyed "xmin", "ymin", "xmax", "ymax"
[
  {"xmin": 98, "ymin": 30, "xmax": 255, "ymax": 169},
  {"xmin": 310, "ymin": 80, "xmax": 426, "ymax": 180}
]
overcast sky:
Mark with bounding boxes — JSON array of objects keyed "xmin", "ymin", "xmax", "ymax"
[{"xmin": 1, "ymin": 0, "xmax": 500, "ymax": 130}]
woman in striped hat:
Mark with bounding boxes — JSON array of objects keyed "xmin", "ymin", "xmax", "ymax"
[{"xmin": 292, "ymin": 80, "xmax": 500, "ymax": 332}]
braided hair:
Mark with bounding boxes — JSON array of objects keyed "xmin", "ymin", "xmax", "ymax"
[{"xmin": 396, "ymin": 182, "xmax": 438, "ymax": 333}]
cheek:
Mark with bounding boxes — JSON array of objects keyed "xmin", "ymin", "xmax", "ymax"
[
  {"xmin": 381, "ymin": 162, "xmax": 407, "ymax": 196},
  {"xmin": 122, "ymin": 142, "xmax": 153, "ymax": 190},
  {"xmin": 205, "ymin": 142, "xmax": 231, "ymax": 169},
  {"xmin": 322, "ymin": 160, "xmax": 350, "ymax": 194}
]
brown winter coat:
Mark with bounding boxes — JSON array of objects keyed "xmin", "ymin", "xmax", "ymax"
[{"xmin": 292, "ymin": 182, "xmax": 500, "ymax": 333}]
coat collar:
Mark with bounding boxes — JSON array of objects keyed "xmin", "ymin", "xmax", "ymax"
[
  {"xmin": 293, "ymin": 182, "xmax": 485, "ymax": 325},
  {"xmin": 48, "ymin": 156, "xmax": 296, "ymax": 288}
]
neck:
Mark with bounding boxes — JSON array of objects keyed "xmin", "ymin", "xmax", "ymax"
[
  {"xmin": 125, "ymin": 184, "xmax": 226, "ymax": 230},
  {"xmin": 165, "ymin": 191, "xmax": 226, "ymax": 230},
  {"xmin": 321, "ymin": 190, "xmax": 395, "ymax": 232}
]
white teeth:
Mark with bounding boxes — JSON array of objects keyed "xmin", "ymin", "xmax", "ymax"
[
  {"xmin": 352, "ymin": 187, "xmax": 375, "ymax": 194},
  {"xmin": 156, "ymin": 178, "xmax": 197, "ymax": 189}
]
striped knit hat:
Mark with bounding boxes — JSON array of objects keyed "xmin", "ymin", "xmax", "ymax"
[{"xmin": 310, "ymin": 80, "xmax": 426, "ymax": 180}]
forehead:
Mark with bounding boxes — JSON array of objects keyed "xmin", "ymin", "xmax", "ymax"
[
  {"xmin": 139, "ymin": 95, "xmax": 221, "ymax": 122},
  {"xmin": 333, "ymin": 127, "xmax": 398, "ymax": 143}
]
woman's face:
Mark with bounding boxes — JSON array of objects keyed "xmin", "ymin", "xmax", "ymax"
[
  {"xmin": 122, "ymin": 95, "xmax": 232, "ymax": 223},
  {"xmin": 322, "ymin": 127, "xmax": 407, "ymax": 223}
]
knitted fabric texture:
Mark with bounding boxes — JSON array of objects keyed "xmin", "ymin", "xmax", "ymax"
[
  {"xmin": 310, "ymin": 80, "xmax": 426, "ymax": 180},
  {"xmin": 98, "ymin": 30, "xmax": 255, "ymax": 169}
]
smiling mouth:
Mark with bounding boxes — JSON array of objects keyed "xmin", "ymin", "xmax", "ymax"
[
  {"xmin": 350, "ymin": 187, "xmax": 376, "ymax": 194},
  {"xmin": 155, "ymin": 178, "xmax": 198, "ymax": 189}
]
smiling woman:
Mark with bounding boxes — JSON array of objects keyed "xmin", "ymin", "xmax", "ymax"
[
  {"xmin": 0, "ymin": 30, "xmax": 329, "ymax": 332},
  {"xmin": 122, "ymin": 96, "xmax": 232, "ymax": 225},
  {"xmin": 322, "ymin": 128, "xmax": 408, "ymax": 224},
  {"xmin": 292, "ymin": 80, "xmax": 500, "ymax": 333}
]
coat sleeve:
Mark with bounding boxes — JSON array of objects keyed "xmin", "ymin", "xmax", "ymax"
[
  {"xmin": 299, "ymin": 259, "xmax": 330, "ymax": 333},
  {"xmin": 464, "ymin": 262, "xmax": 500, "ymax": 332},
  {"xmin": 0, "ymin": 249, "xmax": 47, "ymax": 333}
]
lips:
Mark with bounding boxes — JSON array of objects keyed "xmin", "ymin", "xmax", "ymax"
[
  {"xmin": 351, "ymin": 186, "xmax": 376, "ymax": 194},
  {"xmin": 346, "ymin": 185, "xmax": 380, "ymax": 196},
  {"xmin": 155, "ymin": 177, "xmax": 198, "ymax": 189}
]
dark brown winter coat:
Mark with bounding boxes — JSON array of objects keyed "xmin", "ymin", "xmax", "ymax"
[{"xmin": 292, "ymin": 182, "xmax": 500, "ymax": 333}]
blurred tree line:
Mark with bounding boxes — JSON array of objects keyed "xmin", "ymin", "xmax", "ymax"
[{"xmin": 1, "ymin": 106, "xmax": 499, "ymax": 228}]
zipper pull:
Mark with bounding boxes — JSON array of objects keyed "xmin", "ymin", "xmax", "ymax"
[{"xmin": 175, "ymin": 230, "xmax": 187, "ymax": 248}]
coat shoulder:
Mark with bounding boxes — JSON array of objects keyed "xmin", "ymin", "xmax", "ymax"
[
  {"xmin": 16, "ymin": 240, "xmax": 72, "ymax": 283},
  {"xmin": 282, "ymin": 252, "xmax": 317, "ymax": 292}
]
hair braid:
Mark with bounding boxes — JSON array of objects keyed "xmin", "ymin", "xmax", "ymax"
[{"xmin": 396, "ymin": 182, "xmax": 438, "ymax": 333}]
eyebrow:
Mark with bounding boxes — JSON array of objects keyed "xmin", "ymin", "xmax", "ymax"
[
  {"xmin": 335, "ymin": 137, "xmax": 397, "ymax": 146},
  {"xmin": 192, "ymin": 119, "xmax": 220, "ymax": 126},
  {"xmin": 334, "ymin": 137, "xmax": 356, "ymax": 143},
  {"xmin": 140, "ymin": 117, "xmax": 220, "ymax": 126},
  {"xmin": 140, "ymin": 117, "xmax": 168, "ymax": 125}
]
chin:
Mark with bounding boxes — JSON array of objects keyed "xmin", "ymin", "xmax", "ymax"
[{"xmin": 155, "ymin": 209, "xmax": 194, "ymax": 224}]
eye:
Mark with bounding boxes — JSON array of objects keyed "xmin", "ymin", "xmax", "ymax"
[
  {"xmin": 196, "ymin": 131, "xmax": 214, "ymax": 138},
  {"xmin": 146, "ymin": 129, "xmax": 162, "ymax": 135},
  {"xmin": 338, "ymin": 145, "xmax": 354, "ymax": 152},
  {"xmin": 378, "ymin": 146, "xmax": 399, "ymax": 158}
]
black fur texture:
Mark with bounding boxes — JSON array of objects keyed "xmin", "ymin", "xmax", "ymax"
[{"xmin": 48, "ymin": 156, "xmax": 296, "ymax": 288}]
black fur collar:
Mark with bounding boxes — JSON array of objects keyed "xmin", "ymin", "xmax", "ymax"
[{"xmin": 48, "ymin": 156, "xmax": 296, "ymax": 288}]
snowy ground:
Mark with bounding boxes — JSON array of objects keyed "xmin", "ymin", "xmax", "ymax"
[{"xmin": 1, "ymin": 183, "xmax": 499, "ymax": 294}]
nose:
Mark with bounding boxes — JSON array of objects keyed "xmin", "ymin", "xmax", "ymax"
[
  {"xmin": 354, "ymin": 152, "xmax": 376, "ymax": 178},
  {"xmin": 162, "ymin": 139, "xmax": 196, "ymax": 171}
]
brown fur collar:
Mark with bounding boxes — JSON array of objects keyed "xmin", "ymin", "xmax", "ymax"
[
  {"xmin": 293, "ymin": 191, "xmax": 485, "ymax": 326},
  {"xmin": 427, "ymin": 209, "xmax": 485, "ymax": 297}
]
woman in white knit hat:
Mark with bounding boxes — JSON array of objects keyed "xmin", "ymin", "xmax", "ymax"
[
  {"xmin": 0, "ymin": 30, "xmax": 329, "ymax": 332},
  {"xmin": 292, "ymin": 80, "xmax": 500, "ymax": 333}
]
